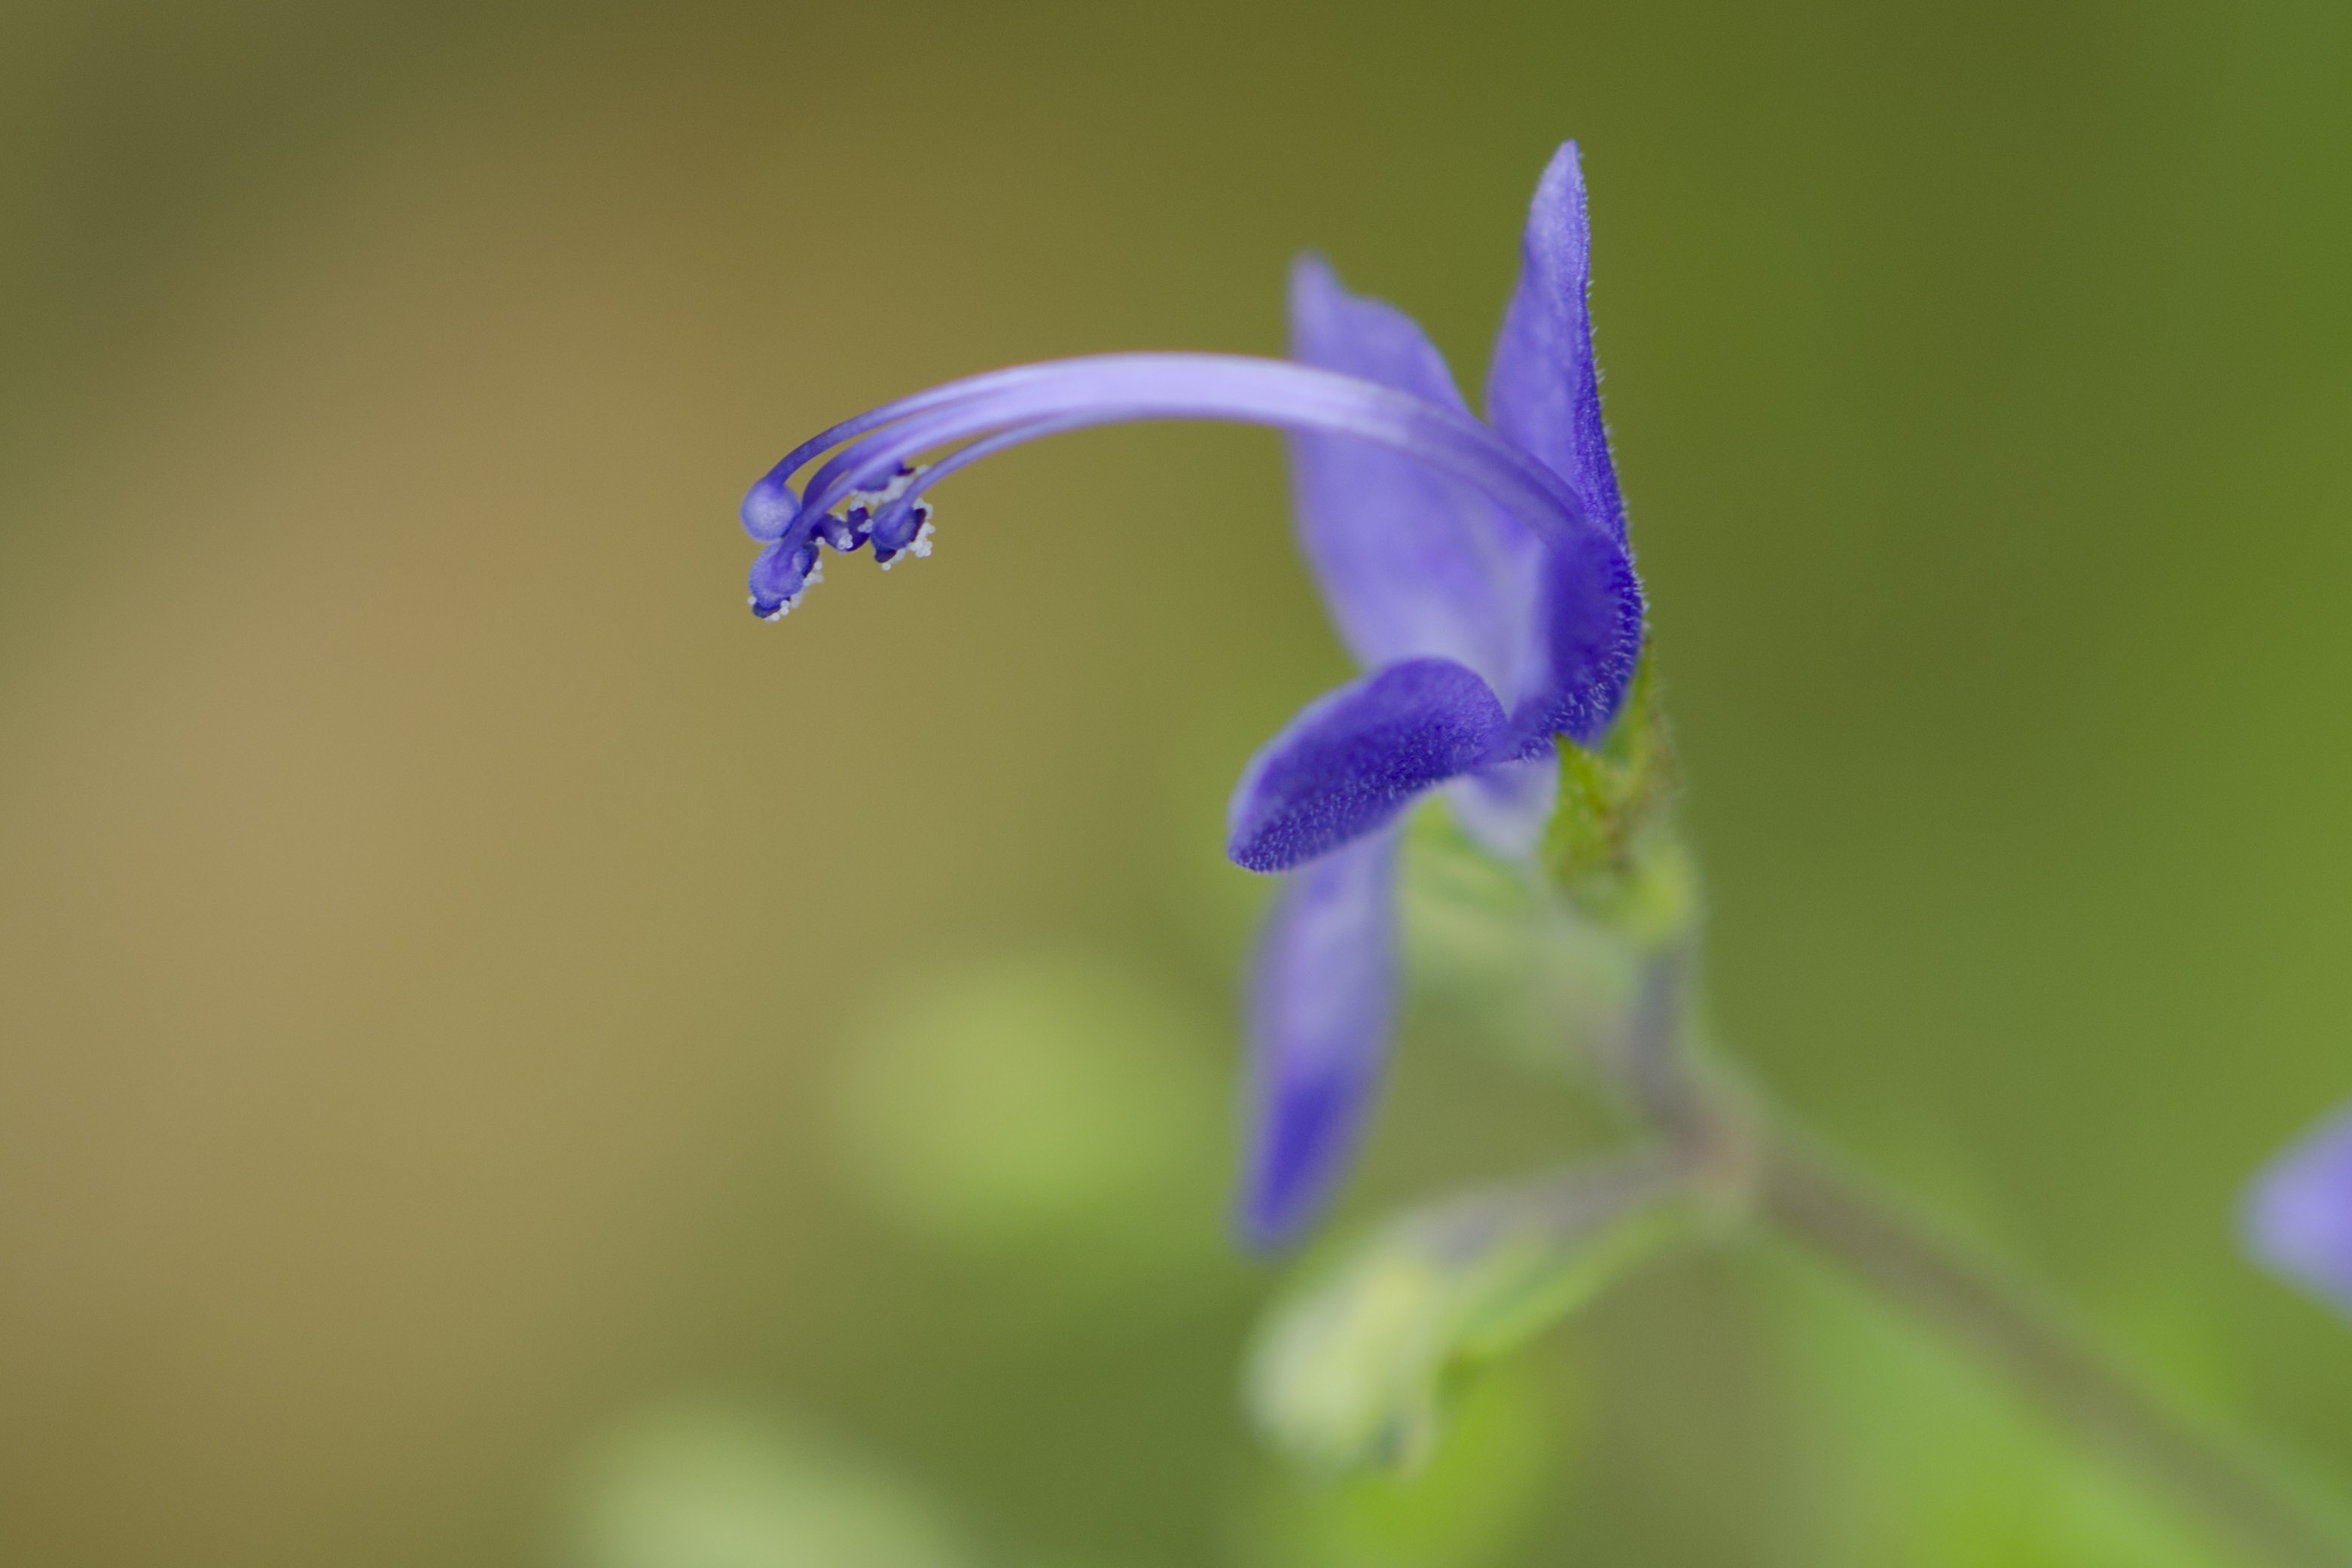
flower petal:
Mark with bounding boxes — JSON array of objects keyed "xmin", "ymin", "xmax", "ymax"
[
  {"xmin": 1239, "ymin": 828, "xmax": 1402, "ymax": 1247},
  {"xmin": 1506, "ymin": 523, "xmax": 1645, "ymax": 749},
  {"xmin": 1484, "ymin": 142, "xmax": 1628, "ymax": 547},
  {"xmin": 1228, "ymin": 658, "xmax": 1509, "ymax": 874},
  {"xmin": 2245, "ymin": 1104, "xmax": 2352, "ymax": 1313},
  {"xmin": 1287, "ymin": 257, "xmax": 1545, "ymax": 696}
]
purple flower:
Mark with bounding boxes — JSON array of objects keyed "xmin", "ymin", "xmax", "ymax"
[
  {"xmin": 2245, "ymin": 1105, "xmax": 2352, "ymax": 1313},
  {"xmin": 740, "ymin": 144, "xmax": 1642, "ymax": 1245}
]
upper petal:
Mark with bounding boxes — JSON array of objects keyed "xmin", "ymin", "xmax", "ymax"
[
  {"xmin": 1288, "ymin": 257, "xmax": 1546, "ymax": 696},
  {"xmin": 1508, "ymin": 523, "xmax": 1645, "ymax": 749},
  {"xmin": 1238, "ymin": 828, "xmax": 1402, "ymax": 1247},
  {"xmin": 1484, "ymin": 142, "xmax": 1628, "ymax": 548},
  {"xmin": 1228, "ymin": 658, "xmax": 1509, "ymax": 874},
  {"xmin": 2246, "ymin": 1104, "xmax": 2352, "ymax": 1314}
]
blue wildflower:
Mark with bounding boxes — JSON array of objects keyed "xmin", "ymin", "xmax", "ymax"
[
  {"xmin": 2246, "ymin": 1105, "xmax": 2352, "ymax": 1314},
  {"xmin": 741, "ymin": 144, "xmax": 1642, "ymax": 1246}
]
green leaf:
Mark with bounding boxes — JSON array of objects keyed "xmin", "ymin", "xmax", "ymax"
[
  {"xmin": 1768, "ymin": 1255, "xmax": 2242, "ymax": 1568},
  {"xmin": 563, "ymin": 1402, "xmax": 973, "ymax": 1568},
  {"xmin": 1236, "ymin": 1366, "xmax": 1570, "ymax": 1568},
  {"xmin": 828, "ymin": 950, "xmax": 1227, "ymax": 1261},
  {"xmin": 1246, "ymin": 1158, "xmax": 1701, "ymax": 1475}
]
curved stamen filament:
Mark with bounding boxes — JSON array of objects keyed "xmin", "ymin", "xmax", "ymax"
[
  {"xmin": 754, "ymin": 355, "xmax": 1597, "ymax": 560},
  {"xmin": 859, "ymin": 411, "xmax": 1116, "ymax": 548},
  {"xmin": 757, "ymin": 359, "xmax": 1110, "ymax": 497}
]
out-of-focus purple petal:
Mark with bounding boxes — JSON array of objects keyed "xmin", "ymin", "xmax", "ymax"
[
  {"xmin": 1502, "ymin": 524, "xmax": 1644, "ymax": 749},
  {"xmin": 1287, "ymin": 257, "xmax": 1545, "ymax": 697},
  {"xmin": 1484, "ymin": 142, "xmax": 1628, "ymax": 547},
  {"xmin": 1446, "ymin": 752, "xmax": 1561, "ymax": 862},
  {"xmin": 1239, "ymin": 828, "xmax": 1401, "ymax": 1248},
  {"xmin": 2245, "ymin": 1105, "xmax": 2352, "ymax": 1313},
  {"xmin": 1228, "ymin": 659, "xmax": 1509, "ymax": 874}
]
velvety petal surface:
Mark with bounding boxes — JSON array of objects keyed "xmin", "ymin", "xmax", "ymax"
[
  {"xmin": 1239, "ymin": 828, "xmax": 1402, "ymax": 1247},
  {"xmin": 1507, "ymin": 523, "xmax": 1645, "ymax": 749},
  {"xmin": 1288, "ymin": 257, "xmax": 1545, "ymax": 699},
  {"xmin": 1228, "ymin": 658, "xmax": 1509, "ymax": 874},
  {"xmin": 2245, "ymin": 1105, "xmax": 2352, "ymax": 1313},
  {"xmin": 1484, "ymin": 142, "xmax": 1628, "ymax": 547}
]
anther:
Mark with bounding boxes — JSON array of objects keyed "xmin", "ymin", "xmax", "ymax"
[
  {"xmin": 815, "ymin": 514, "xmax": 867, "ymax": 553},
  {"xmin": 747, "ymin": 538, "xmax": 821, "ymax": 619}
]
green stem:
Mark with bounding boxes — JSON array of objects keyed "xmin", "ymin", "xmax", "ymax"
[
  {"xmin": 1607, "ymin": 944, "xmax": 2343, "ymax": 1566},
  {"xmin": 1753, "ymin": 1129, "xmax": 2344, "ymax": 1567}
]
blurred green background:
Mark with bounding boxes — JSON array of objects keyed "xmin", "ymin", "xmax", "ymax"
[{"xmin": 4, "ymin": 1, "xmax": 2351, "ymax": 1563}]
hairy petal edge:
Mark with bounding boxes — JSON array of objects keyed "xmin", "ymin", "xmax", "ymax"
[{"xmin": 1228, "ymin": 659, "xmax": 1509, "ymax": 874}]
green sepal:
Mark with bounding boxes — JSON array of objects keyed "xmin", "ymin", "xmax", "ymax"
[
  {"xmin": 1397, "ymin": 801, "xmax": 1642, "ymax": 1080},
  {"xmin": 1245, "ymin": 1157, "xmax": 1700, "ymax": 1475},
  {"xmin": 1544, "ymin": 654, "xmax": 1695, "ymax": 944}
]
